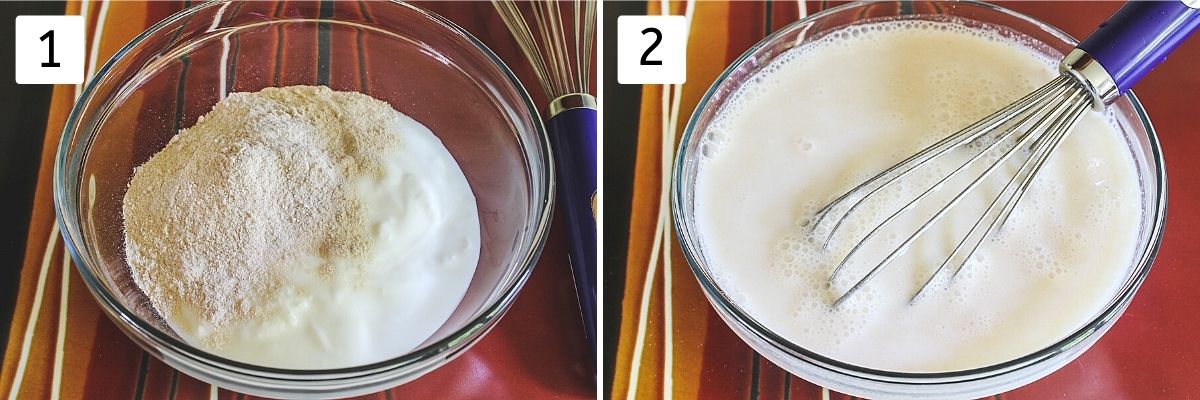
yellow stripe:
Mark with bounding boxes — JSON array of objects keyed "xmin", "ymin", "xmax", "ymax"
[
  {"xmin": 50, "ymin": 1, "xmax": 110, "ymax": 397},
  {"xmin": 624, "ymin": 203, "xmax": 659, "ymax": 400},
  {"xmin": 7, "ymin": 224, "xmax": 59, "ymax": 400},
  {"xmin": 661, "ymin": 2, "xmax": 694, "ymax": 399},
  {"xmin": 73, "ymin": 0, "xmax": 91, "ymax": 100},
  {"xmin": 658, "ymin": 1, "xmax": 675, "ymax": 397},
  {"xmin": 87, "ymin": 0, "xmax": 109, "ymax": 76},
  {"xmin": 622, "ymin": 2, "xmax": 700, "ymax": 399},
  {"xmin": 49, "ymin": 256, "xmax": 69, "ymax": 400}
]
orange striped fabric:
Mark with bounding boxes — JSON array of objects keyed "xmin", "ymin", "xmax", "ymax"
[
  {"xmin": 1, "ymin": 1, "xmax": 592, "ymax": 399},
  {"xmin": 611, "ymin": 2, "xmax": 855, "ymax": 399},
  {"xmin": 610, "ymin": 1, "xmax": 1200, "ymax": 399}
]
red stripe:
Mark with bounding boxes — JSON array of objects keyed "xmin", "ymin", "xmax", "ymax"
[
  {"xmin": 79, "ymin": 318, "xmax": 141, "ymax": 398},
  {"xmin": 757, "ymin": 360, "xmax": 791, "ymax": 399},
  {"xmin": 169, "ymin": 371, "xmax": 212, "ymax": 400},
  {"xmin": 695, "ymin": 308, "xmax": 754, "ymax": 398},
  {"xmin": 724, "ymin": 1, "xmax": 768, "ymax": 64},
  {"xmin": 272, "ymin": 1, "xmax": 321, "ymax": 87},
  {"xmin": 223, "ymin": 1, "xmax": 247, "ymax": 94},
  {"xmin": 771, "ymin": 1, "xmax": 799, "ymax": 31},
  {"xmin": 140, "ymin": 355, "xmax": 176, "ymax": 399},
  {"xmin": 323, "ymin": 1, "xmax": 368, "ymax": 92},
  {"xmin": 788, "ymin": 374, "xmax": 824, "ymax": 399}
]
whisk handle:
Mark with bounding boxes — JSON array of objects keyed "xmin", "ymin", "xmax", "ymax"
[
  {"xmin": 546, "ymin": 96, "xmax": 597, "ymax": 358},
  {"xmin": 1077, "ymin": 0, "xmax": 1200, "ymax": 93}
]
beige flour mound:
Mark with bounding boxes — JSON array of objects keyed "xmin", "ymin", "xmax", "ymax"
[{"xmin": 123, "ymin": 85, "xmax": 402, "ymax": 342}]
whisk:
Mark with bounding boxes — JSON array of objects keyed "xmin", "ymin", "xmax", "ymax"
[
  {"xmin": 493, "ymin": 0, "xmax": 597, "ymax": 352},
  {"xmin": 819, "ymin": 1, "xmax": 1200, "ymax": 307}
]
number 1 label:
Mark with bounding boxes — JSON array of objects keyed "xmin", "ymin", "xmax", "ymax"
[
  {"xmin": 618, "ymin": 16, "xmax": 686, "ymax": 84},
  {"xmin": 15, "ymin": 15, "xmax": 84, "ymax": 84},
  {"xmin": 40, "ymin": 30, "xmax": 61, "ymax": 68}
]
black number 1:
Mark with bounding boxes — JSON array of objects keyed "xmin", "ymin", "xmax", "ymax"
[
  {"xmin": 640, "ymin": 27, "xmax": 663, "ymax": 66},
  {"xmin": 40, "ymin": 30, "xmax": 60, "ymax": 68}
]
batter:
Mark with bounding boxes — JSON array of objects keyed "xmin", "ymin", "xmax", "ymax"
[{"xmin": 693, "ymin": 20, "xmax": 1142, "ymax": 372}]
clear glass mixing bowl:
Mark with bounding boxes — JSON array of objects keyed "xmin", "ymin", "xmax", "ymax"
[
  {"xmin": 672, "ymin": 2, "xmax": 1165, "ymax": 398},
  {"xmin": 53, "ymin": 1, "xmax": 552, "ymax": 398}
]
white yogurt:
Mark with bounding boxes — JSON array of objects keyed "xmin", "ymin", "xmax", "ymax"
[
  {"xmin": 693, "ymin": 20, "xmax": 1143, "ymax": 372},
  {"xmin": 167, "ymin": 112, "xmax": 480, "ymax": 370}
]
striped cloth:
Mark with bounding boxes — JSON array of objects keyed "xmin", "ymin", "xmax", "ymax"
[
  {"xmin": 1, "ymin": 1, "xmax": 592, "ymax": 399},
  {"xmin": 610, "ymin": 1, "xmax": 1200, "ymax": 399}
]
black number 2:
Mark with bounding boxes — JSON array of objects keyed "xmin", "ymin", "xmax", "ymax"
[
  {"xmin": 40, "ymin": 30, "xmax": 60, "ymax": 68},
  {"xmin": 640, "ymin": 27, "xmax": 663, "ymax": 66}
]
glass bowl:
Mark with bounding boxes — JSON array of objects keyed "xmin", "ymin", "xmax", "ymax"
[
  {"xmin": 672, "ymin": 1, "xmax": 1165, "ymax": 398},
  {"xmin": 53, "ymin": 1, "xmax": 552, "ymax": 397}
]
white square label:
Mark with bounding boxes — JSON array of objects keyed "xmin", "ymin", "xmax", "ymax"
[
  {"xmin": 617, "ymin": 15, "xmax": 686, "ymax": 85},
  {"xmin": 15, "ymin": 15, "xmax": 84, "ymax": 85}
]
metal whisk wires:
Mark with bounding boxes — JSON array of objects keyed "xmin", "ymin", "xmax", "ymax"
[
  {"xmin": 492, "ymin": 0, "xmax": 600, "ymax": 355},
  {"xmin": 812, "ymin": 0, "xmax": 1200, "ymax": 307},
  {"xmin": 492, "ymin": 0, "xmax": 595, "ymax": 100},
  {"xmin": 815, "ymin": 74, "xmax": 1094, "ymax": 307}
]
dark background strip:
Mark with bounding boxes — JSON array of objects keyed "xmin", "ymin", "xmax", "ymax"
[
  {"xmin": 602, "ymin": 1, "xmax": 646, "ymax": 399},
  {"xmin": 0, "ymin": 0, "xmax": 68, "ymax": 355}
]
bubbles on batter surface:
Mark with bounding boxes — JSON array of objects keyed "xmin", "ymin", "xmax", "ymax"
[
  {"xmin": 794, "ymin": 137, "xmax": 815, "ymax": 152},
  {"xmin": 692, "ymin": 15, "xmax": 1145, "ymax": 372},
  {"xmin": 703, "ymin": 18, "xmax": 1066, "ymax": 165}
]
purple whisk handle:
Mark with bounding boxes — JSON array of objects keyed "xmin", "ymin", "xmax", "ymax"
[
  {"xmin": 546, "ymin": 94, "xmax": 597, "ymax": 358},
  {"xmin": 1076, "ymin": 0, "xmax": 1200, "ymax": 94}
]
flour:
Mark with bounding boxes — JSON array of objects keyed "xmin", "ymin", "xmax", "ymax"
[{"xmin": 123, "ymin": 86, "xmax": 403, "ymax": 344}]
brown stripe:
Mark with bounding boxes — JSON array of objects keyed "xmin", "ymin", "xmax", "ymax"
[
  {"xmin": 324, "ymin": 0, "xmax": 367, "ymax": 92},
  {"xmin": 139, "ymin": 353, "xmax": 178, "ymax": 399},
  {"xmin": 756, "ymin": 360, "xmax": 789, "ymax": 400},
  {"xmin": 356, "ymin": 1, "xmax": 370, "ymax": 93},
  {"xmin": 132, "ymin": 352, "xmax": 149, "ymax": 399},
  {"xmin": 724, "ymin": 1, "xmax": 766, "ymax": 64},
  {"xmin": 79, "ymin": 314, "xmax": 141, "ymax": 398},
  {"xmin": 272, "ymin": 1, "xmax": 285, "ymax": 86},
  {"xmin": 315, "ymin": 0, "xmax": 333, "ymax": 86},
  {"xmin": 168, "ymin": 371, "xmax": 211, "ymax": 400},
  {"xmin": 275, "ymin": 1, "xmax": 321, "ymax": 87},
  {"xmin": 168, "ymin": 371, "xmax": 178, "ymax": 400},
  {"xmin": 772, "ymin": 1, "xmax": 799, "ymax": 31},
  {"xmin": 789, "ymin": 371, "xmax": 824, "ymax": 399},
  {"xmin": 226, "ymin": 1, "xmax": 278, "ymax": 94},
  {"xmin": 611, "ymin": 81, "xmax": 666, "ymax": 400},
  {"xmin": 696, "ymin": 312, "xmax": 753, "ymax": 399}
]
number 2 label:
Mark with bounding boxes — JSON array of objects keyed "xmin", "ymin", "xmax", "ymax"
[{"xmin": 640, "ymin": 28, "xmax": 663, "ymax": 66}]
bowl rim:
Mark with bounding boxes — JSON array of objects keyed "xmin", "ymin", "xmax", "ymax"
[
  {"xmin": 52, "ymin": 0, "xmax": 555, "ymax": 378},
  {"xmin": 671, "ymin": 0, "xmax": 1167, "ymax": 383}
]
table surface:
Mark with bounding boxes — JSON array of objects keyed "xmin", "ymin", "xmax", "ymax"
[
  {"xmin": 605, "ymin": 1, "xmax": 1200, "ymax": 399},
  {"xmin": 0, "ymin": 1, "xmax": 594, "ymax": 399}
]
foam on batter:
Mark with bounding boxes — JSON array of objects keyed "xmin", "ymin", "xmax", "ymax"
[{"xmin": 693, "ymin": 20, "xmax": 1143, "ymax": 372}]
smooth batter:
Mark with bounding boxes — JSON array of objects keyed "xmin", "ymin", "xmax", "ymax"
[{"xmin": 694, "ymin": 20, "xmax": 1143, "ymax": 372}]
